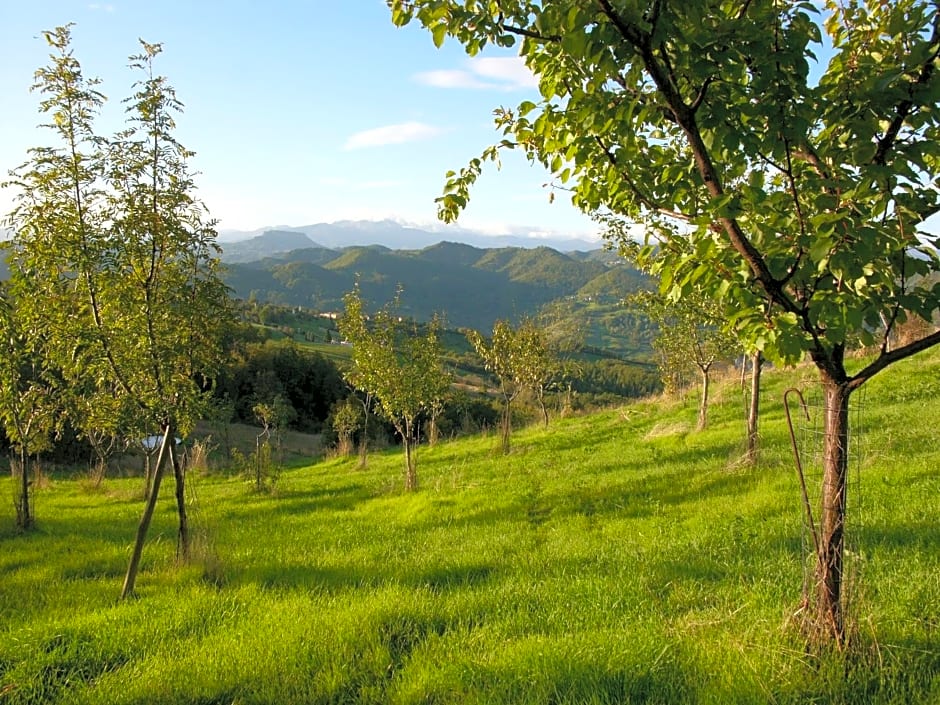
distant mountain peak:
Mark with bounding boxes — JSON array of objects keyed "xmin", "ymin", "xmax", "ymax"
[
  {"xmin": 219, "ymin": 230, "xmax": 326, "ymax": 264},
  {"xmin": 218, "ymin": 219, "xmax": 602, "ymax": 252}
]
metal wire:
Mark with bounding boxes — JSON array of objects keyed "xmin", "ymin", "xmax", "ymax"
[{"xmin": 790, "ymin": 386, "xmax": 865, "ymax": 628}]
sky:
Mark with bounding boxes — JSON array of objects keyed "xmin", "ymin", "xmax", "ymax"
[{"xmin": 0, "ymin": 0, "xmax": 601, "ymax": 241}]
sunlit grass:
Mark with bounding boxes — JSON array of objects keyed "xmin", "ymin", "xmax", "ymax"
[{"xmin": 1, "ymin": 350, "xmax": 939, "ymax": 703}]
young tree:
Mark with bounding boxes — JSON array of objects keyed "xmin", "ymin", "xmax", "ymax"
[
  {"xmin": 635, "ymin": 290, "xmax": 739, "ymax": 430},
  {"xmin": 4, "ymin": 27, "xmax": 233, "ymax": 597},
  {"xmin": 0, "ymin": 290, "xmax": 55, "ymax": 530},
  {"xmin": 338, "ymin": 286, "xmax": 448, "ymax": 490},
  {"xmin": 331, "ymin": 396, "xmax": 363, "ymax": 456},
  {"xmin": 514, "ymin": 319, "xmax": 557, "ymax": 428},
  {"xmin": 467, "ymin": 318, "xmax": 555, "ymax": 449},
  {"xmin": 249, "ymin": 396, "xmax": 293, "ymax": 491},
  {"xmin": 467, "ymin": 321, "xmax": 522, "ymax": 454},
  {"xmin": 390, "ymin": 0, "xmax": 940, "ymax": 643}
]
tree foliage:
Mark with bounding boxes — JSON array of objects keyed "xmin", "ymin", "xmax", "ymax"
[
  {"xmin": 5, "ymin": 29, "xmax": 231, "ymax": 441},
  {"xmin": 0, "ymin": 289, "xmax": 55, "ymax": 530},
  {"xmin": 468, "ymin": 318, "xmax": 556, "ymax": 451},
  {"xmin": 389, "ymin": 0, "xmax": 940, "ymax": 642},
  {"xmin": 338, "ymin": 285, "xmax": 449, "ymax": 490},
  {"xmin": 215, "ymin": 340, "xmax": 346, "ymax": 433},
  {"xmin": 635, "ymin": 289, "xmax": 739, "ymax": 429}
]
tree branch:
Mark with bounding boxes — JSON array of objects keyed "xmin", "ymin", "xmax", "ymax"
[
  {"xmin": 594, "ymin": 135, "xmax": 693, "ymax": 222},
  {"xmin": 495, "ymin": 2, "xmax": 560, "ymax": 42},
  {"xmin": 598, "ymin": 0, "xmax": 800, "ymax": 319},
  {"xmin": 596, "ymin": 0, "xmax": 647, "ymax": 46},
  {"xmin": 872, "ymin": 16, "xmax": 940, "ymax": 166},
  {"xmin": 849, "ymin": 328, "xmax": 940, "ymax": 391},
  {"xmin": 501, "ymin": 23, "xmax": 561, "ymax": 42}
]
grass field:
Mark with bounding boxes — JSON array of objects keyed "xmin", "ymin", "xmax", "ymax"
[{"xmin": 1, "ymin": 350, "xmax": 938, "ymax": 704}]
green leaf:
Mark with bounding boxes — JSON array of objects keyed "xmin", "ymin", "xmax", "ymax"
[{"xmin": 431, "ymin": 23, "xmax": 447, "ymax": 48}]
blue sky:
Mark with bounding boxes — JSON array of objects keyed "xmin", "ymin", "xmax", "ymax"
[{"xmin": 0, "ymin": 0, "xmax": 599, "ymax": 239}]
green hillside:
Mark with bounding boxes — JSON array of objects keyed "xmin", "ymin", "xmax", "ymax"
[
  {"xmin": 2, "ymin": 349, "xmax": 938, "ymax": 703},
  {"xmin": 222, "ymin": 241, "xmax": 650, "ymax": 342}
]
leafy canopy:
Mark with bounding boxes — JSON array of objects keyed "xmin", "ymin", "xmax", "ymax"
[
  {"xmin": 390, "ymin": 0, "xmax": 940, "ymax": 384},
  {"xmin": 3, "ymin": 26, "xmax": 233, "ymax": 437},
  {"xmin": 339, "ymin": 285, "xmax": 448, "ymax": 437}
]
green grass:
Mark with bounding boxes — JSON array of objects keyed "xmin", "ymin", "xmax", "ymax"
[{"xmin": 1, "ymin": 350, "xmax": 939, "ymax": 704}]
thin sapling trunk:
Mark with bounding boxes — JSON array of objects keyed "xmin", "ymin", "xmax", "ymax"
[{"xmin": 121, "ymin": 424, "xmax": 172, "ymax": 599}]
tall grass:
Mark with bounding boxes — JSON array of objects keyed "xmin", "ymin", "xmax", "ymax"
[{"xmin": 1, "ymin": 350, "xmax": 938, "ymax": 703}]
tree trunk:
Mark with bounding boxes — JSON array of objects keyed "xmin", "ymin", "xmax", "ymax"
[
  {"xmin": 255, "ymin": 432, "xmax": 264, "ymax": 491},
  {"xmin": 143, "ymin": 449, "xmax": 154, "ymax": 500},
  {"xmin": 815, "ymin": 377, "xmax": 851, "ymax": 643},
  {"xmin": 357, "ymin": 394, "xmax": 371, "ymax": 469},
  {"xmin": 403, "ymin": 420, "xmax": 417, "ymax": 491},
  {"xmin": 538, "ymin": 390, "xmax": 549, "ymax": 427},
  {"xmin": 15, "ymin": 447, "xmax": 32, "ymax": 530},
  {"xmin": 745, "ymin": 351, "xmax": 763, "ymax": 464},
  {"xmin": 429, "ymin": 415, "xmax": 439, "ymax": 447},
  {"xmin": 121, "ymin": 424, "xmax": 172, "ymax": 599},
  {"xmin": 168, "ymin": 429, "xmax": 189, "ymax": 561},
  {"xmin": 697, "ymin": 365, "xmax": 711, "ymax": 430},
  {"xmin": 500, "ymin": 398, "xmax": 512, "ymax": 454}
]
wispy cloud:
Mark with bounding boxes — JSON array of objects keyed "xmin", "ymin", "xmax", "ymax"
[
  {"xmin": 415, "ymin": 56, "xmax": 537, "ymax": 91},
  {"xmin": 414, "ymin": 70, "xmax": 492, "ymax": 90},
  {"xmin": 343, "ymin": 121, "xmax": 445, "ymax": 150},
  {"xmin": 88, "ymin": 3, "xmax": 116, "ymax": 11}
]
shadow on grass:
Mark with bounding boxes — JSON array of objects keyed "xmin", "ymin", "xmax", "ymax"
[
  {"xmin": 561, "ymin": 466, "xmax": 758, "ymax": 520},
  {"xmin": 235, "ymin": 560, "xmax": 495, "ymax": 594},
  {"xmin": 217, "ymin": 481, "xmax": 372, "ymax": 521},
  {"xmin": 545, "ymin": 662, "xmax": 700, "ymax": 705},
  {"xmin": 422, "ymin": 464, "xmax": 764, "ymax": 532},
  {"xmin": 857, "ymin": 521, "xmax": 940, "ymax": 552}
]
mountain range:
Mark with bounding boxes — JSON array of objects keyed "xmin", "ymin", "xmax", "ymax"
[
  {"xmin": 218, "ymin": 219, "xmax": 603, "ymax": 254},
  {"xmin": 221, "ymin": 229, "xmax": 648, "ymax": 335}
]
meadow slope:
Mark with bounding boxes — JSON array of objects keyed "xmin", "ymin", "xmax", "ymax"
[{"xmin": 1, "ymin": 351, "xmax": 938, "ymax": 704}]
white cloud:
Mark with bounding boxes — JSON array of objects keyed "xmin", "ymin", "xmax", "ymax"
[
  {"xmin": 343, "ymin": 121, "xmax": 445, "ymax": 150},
  {"xmin": 414, "ymin": 69, "xmax": 491, "ymax": 90},
  {"xmin": 414, "ymin": 56, "xmax": 537, "ymax": 91},
  {"xmin": 470, "ymin": 57, "xmax": 538, "ymax": 89},
  {"xmin": 88, "ymin": 3, "xmax": 116, "ymax": 11}
]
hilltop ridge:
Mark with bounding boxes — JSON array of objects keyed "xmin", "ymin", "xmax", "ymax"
[{"xmin": 221, "ymin": 236, "xmax": 650, "ymax": 339}]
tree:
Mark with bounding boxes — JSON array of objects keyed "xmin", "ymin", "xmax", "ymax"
[
  {"xmin": 331, "ymin": 396, "xmax": 363, "ymax": 456},
  {"xmin": 536, "ymin": 300, "xmax": 586, "ymax": 417},
  {"xmin": 338, "ymin": 285, "xmax": 448, "ymax": 490},
  {"xmin": 514, "ymin": 319, "xmax": 557, "ymax": 427},
  {"xmin": 0, "ymin": 289, "xmax": 55, "ymax": 530},
  {"xmin": 467, "ymin": 318, "xmax": 554, "ymax": 450},
  {"xmin": 3, "ymin": 27, "xmax": 233, "ymax": 597},
  {"xmin": 390, "ymin": 0, "xmax": 940, "ymax": 643},
  {"xmin": 635, "ymin": 290, "xmax": 738, "ymax": 430},
  {"xmin": 251, "ymin": 395, "xmax": 294, "ymax": 491}
]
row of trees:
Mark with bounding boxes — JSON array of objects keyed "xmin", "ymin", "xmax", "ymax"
[
  {"xmin": 1, "ymin": 27, "xmax": 234, "ymax": 598},
  {"xmin": 338, "ymin": 283, "xmax": 576, "ymax": 488}
]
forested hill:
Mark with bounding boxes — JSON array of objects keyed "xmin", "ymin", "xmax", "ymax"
[{"xmin": 222, "ymin": 236, "xmax": 649, "ymax": 332}]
